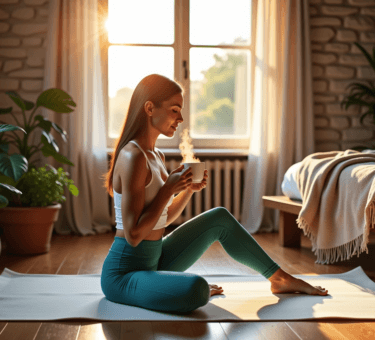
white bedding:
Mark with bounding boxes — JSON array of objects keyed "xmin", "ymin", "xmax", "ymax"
[
  {"xmin": 281, "ymin": 162, "xmax": 303, "ymax": 200},
  {"xmin": 281, "ymin": 150, "xmax": 375, "ymax": 201}
]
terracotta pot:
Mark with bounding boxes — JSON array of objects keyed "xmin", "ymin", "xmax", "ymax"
[{"xmin": 0, "ymin": 203, "xmax": 61, "ymax": 255}]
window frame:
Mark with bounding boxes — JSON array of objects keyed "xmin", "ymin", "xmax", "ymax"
[{"xmin": 101, "ymin": 0, "xmax": 255, "ymax": 153}]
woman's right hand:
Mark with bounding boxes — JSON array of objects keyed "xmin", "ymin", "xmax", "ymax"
[{"xmin": 163, "ymin": 164, "xmax": 193, "ymax": 195}]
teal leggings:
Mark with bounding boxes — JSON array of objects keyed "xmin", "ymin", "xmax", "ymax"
[{"xmin": 100, "ymin": 207, "xmax": 280, "ymax": 314}]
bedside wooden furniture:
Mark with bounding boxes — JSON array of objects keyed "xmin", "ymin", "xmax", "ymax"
[{"xmin": 262, "ymin": 196, "xmax": 303, "ymax": 248}]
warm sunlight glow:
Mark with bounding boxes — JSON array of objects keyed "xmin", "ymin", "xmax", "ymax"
[
  {"xmin": 108, "ymin": 0, "xmax": 174, "ymax": 44},
  {"xmin": 108, "ymin": 46, "xmax": 174, "ymax": 98},
  {"xmin": 107, "ymin": 0, "xmax": 251, "ymax": 139}
]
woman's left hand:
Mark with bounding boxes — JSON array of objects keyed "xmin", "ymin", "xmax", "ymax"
[
  {"xmin": 209, "ymin": 284, "xmax": 224, "ymax": 297},
  {"xmin": 187, "ymin": 170, "xmax": 208, "ymax": 193}
]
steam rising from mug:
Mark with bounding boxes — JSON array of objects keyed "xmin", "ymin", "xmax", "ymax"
[{"xmin": 179, "ymin": 129, "xmax": 205, "ymax": 183}]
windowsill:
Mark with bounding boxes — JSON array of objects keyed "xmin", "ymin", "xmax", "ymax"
[{"xmin": 106, "ymin": 148, "xmax": 249, "ymax": 157}]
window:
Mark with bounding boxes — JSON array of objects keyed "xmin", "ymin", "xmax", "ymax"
[{"xmin": 103, "ymin": 0, "xmax": 253, "ymax": 151}]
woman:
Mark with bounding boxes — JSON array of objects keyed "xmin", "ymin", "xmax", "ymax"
[{"xmin": 101, "ymin": 74, "xmax": 328, "ymax": 314}]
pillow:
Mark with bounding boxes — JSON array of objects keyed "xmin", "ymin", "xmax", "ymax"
[{"xmin": 281, "ymin": 162, "xmax": 302, "ymax": 201}]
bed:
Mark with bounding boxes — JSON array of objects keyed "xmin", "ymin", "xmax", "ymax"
[{"xmin": 263, "ymin": 150, "xmax": 375, "ymax": 264}]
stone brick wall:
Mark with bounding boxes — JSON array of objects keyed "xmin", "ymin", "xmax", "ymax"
[
  {"xmin": 310, "ymin": 0, "xmax": 375, "ymax": 151},
  {"xmin": 0, "ymin": 0, "xmax": 375, "ymax": 154},
  {"xmin": 0, "ymin": 0, "xmax": 49, "ymax": 156}
]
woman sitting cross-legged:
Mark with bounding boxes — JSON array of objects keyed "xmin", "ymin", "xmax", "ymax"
[{"xmin": 100, "ymin": 74, "xmax": 328, "ymax": 314}]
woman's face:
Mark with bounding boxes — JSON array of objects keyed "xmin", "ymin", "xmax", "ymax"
[{"xmin": 147, "ymin": 92, "xmax": 184, "ymax": 137}]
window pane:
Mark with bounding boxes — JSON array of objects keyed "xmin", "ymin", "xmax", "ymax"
[
  {"xmin": 108, "ymin": 46, "xmax": 174, "ymax": 139},
  {"xmin": 190, "ymin": 0, "xmax": 251, "ymax": 46},
  {"xmin": 190, "ymin": 48, "xmax": 249, "ymax": 137},
  {"xmin": 108, "ymin": 0, "xmax": 174, "ymax": 44}
]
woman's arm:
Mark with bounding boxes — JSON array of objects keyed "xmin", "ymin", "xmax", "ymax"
[{"xmin": 166, "ymin": 189, "xmax": 194, "ymax": 226}]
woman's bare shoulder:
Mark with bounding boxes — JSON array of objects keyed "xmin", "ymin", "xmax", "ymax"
[
  {"xmin": 117, "ymin": 142, "xmax": 149, "ymax": 179},
  {"xmin": 119, "ymin": 142, "xmax": 140, "ymax": 162},
  {"xmin": 117, "ymin": 143, "xmax": 147, "ymax": 191}
]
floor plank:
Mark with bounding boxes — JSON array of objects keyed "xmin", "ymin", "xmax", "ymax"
[
  {"xmin": 77, "ymin": 322, "xmax": 122, "ymax": 340},
  {"xmin": 325, "ymin": 321, "xmax": 375, "ymax": 340},
  {"xmin": 220, "ymin": 322, "xmax": 268, "ymax": 340},
  {"xmin": 0, "ymin": 322, "xmax": 42, "ymax": 340},
  {"xmin": 286, "ymin": 321, "xmax": 348, "ymax": 340},
  {"xmin": 152, "ymin": 322, "xmax": 197, "ymax": 339},
  {"xmin": 34, "ymin": 322, "xmax": 80, "ymax": 340},
  {"xmin": 189, "ymin": 323, "xmax": 229, "ymax": 340}
]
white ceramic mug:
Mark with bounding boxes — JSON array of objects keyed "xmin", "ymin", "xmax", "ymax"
[{"xmin": 182, "ymin": 162, "xmax": 206, "ymax": 183}]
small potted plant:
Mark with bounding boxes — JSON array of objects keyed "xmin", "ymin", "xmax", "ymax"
[
  {"xmin": 0, "ymin": 89, "xmax": 79, "ymax": 255},
  {"xmin": 340, "ymin": 42, "xmax": 375, "ymax": 151}
]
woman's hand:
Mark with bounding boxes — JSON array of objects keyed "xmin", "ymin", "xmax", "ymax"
[
  {"xmin": 209, "ymin": 284, "xmax": 224, "ymax": 297},
  {"xmin": 187, "ymin": 170, "xmax": 208, "ymax": 193},
  {"xmin": 164, "ymin": 164, "xmax": 194, "ymax": 196}
]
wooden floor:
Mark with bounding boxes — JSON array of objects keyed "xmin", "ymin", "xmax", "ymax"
[{"xmin": 0, "ymin": 226, "xmax": 375, "ymax": 340}]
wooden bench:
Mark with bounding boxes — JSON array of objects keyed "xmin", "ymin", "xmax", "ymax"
[{"xmin": 262, "ymin": 196, "xmax": 303, "ymax": 248}]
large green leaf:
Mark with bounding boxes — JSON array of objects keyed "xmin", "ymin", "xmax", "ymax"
[
  {"xmin": 5, "ymin": 91, "xmax": 34, "ymax": 111},
  {"xmin": 0, "ymin": 142, "xmax": 9, "ymax": 154},
  {"xmin": 0, "ymin": 124, "xmax": 27, "ymax": 160},
  {"xmin": 0, "ymin": 107, "xmax": 13, "ymax": 115},
  {"xmin": 0, "ymin": 179, "xmax": 23, "ymax": 208},
  {"xmin": 0, "ymin": 183, "xmax": 22, "ymax": 195},
  {"xmin": 51, "ymin": 122, "xmax": 67, "ymax": 142},
  {"xmin": 41, "ymin": 132, "xmax": 59, "ymax": 153},
  {"xmin": 0, "ymin": 173, "xmax": 16, "ymax": 187},
  {"xmin": 36, "ymin": 88, "xmax": 76, "ymax": 113},
  {"xmin": 40, "ymin": 143, "xmax": 74, "ymax": 166},
  {"xmin": 0, "ymin": 124, "xmax": 27, "ymax": 135},
  {"xmin": 50, "ymin": 152, "xmax": 74, "ymax": 167},
  {"xmin": 40, "ymin": 133, "xmax": 74, "ymax": 166},
  {"xmin": 34, "ymin": 115, "xmax": 52, "ymax": 133},
  {"xmin": 0, "ymin": 153, "xmax": 29, "ymax": 182},
  {"xmin": 34, "ymin": 115, "xmax": 68, "ymax": 142}
]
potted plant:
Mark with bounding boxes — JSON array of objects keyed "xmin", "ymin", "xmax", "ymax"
[
  {"xmin": 0, "ymin": 89, "xmax": 79, "ymax": 255},
  {"xmin": 340, "ymin": 42, "xmax": 375, "ymax": 151}
]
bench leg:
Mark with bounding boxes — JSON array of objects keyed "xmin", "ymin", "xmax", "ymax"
[{"xmin": 279, "ymin": 211, "xmax": 301, "ymax": 248}]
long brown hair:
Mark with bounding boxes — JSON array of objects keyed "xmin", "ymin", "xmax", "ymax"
[{"xmin": 102, "ymin": 74, "xmax": 184, "ymax": 198}]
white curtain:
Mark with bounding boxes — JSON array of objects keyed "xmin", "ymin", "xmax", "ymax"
[
  {"xmin": 35, "ymin": 0, "xmax": 112, "ymax": 235},
  {"xmin": 240, "ymin": 0, "xmax": 315, "ymax": 234}
]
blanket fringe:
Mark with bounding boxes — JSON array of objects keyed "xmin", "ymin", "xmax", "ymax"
[{"xmin": 296, "ymin": 209, "xmax": 374, "ymax": 265}]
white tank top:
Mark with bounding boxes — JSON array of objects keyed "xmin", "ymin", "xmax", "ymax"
[{"xmin": 114, "ymin": 140, "xmax": 174, "ymax": 231}]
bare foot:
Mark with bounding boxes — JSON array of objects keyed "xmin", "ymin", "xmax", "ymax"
[{"xmin": 269, "ymin": 269, "xmax": 329, "ymax": 296}]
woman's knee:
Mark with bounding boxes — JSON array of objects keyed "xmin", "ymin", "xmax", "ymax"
[
  {"xmin": 216, "ymin": 206, "xmax": 229, "ymax": 214},
  {"xmin": 100, "ymin": 276, "xmax": 115, "ymax": 302},
  {"xmin": 214, "ymin": 207, "xmax": 237, "ymax": 225},
  {"xmin": 192, "ymin": 275, "xmax": 210, "ymax": 304},
  {"xmin": 212, "ymin": 207, "xmax": 244, "ymax": 238},
  {"xmin": 210, "ymin": 206, "xmax": 230, "ymax": 220},
  {"xmin": 180, "ymin": 275, "xmax": 210, "ymax": 312}
]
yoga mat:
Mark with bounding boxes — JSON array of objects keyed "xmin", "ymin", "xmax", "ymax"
[{"xmin": 0, "ymin": 266, "xmax": 374, "ymax": 321}]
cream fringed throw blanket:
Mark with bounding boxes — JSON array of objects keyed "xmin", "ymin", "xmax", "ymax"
[{"xmin": 295, "ymin": 149, "xmax": 375, "ymax": 265}]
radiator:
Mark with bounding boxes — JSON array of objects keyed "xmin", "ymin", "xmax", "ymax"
[{"xmin": 110, "ymin": 158, "xmax": 247, "ymax": 227}]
